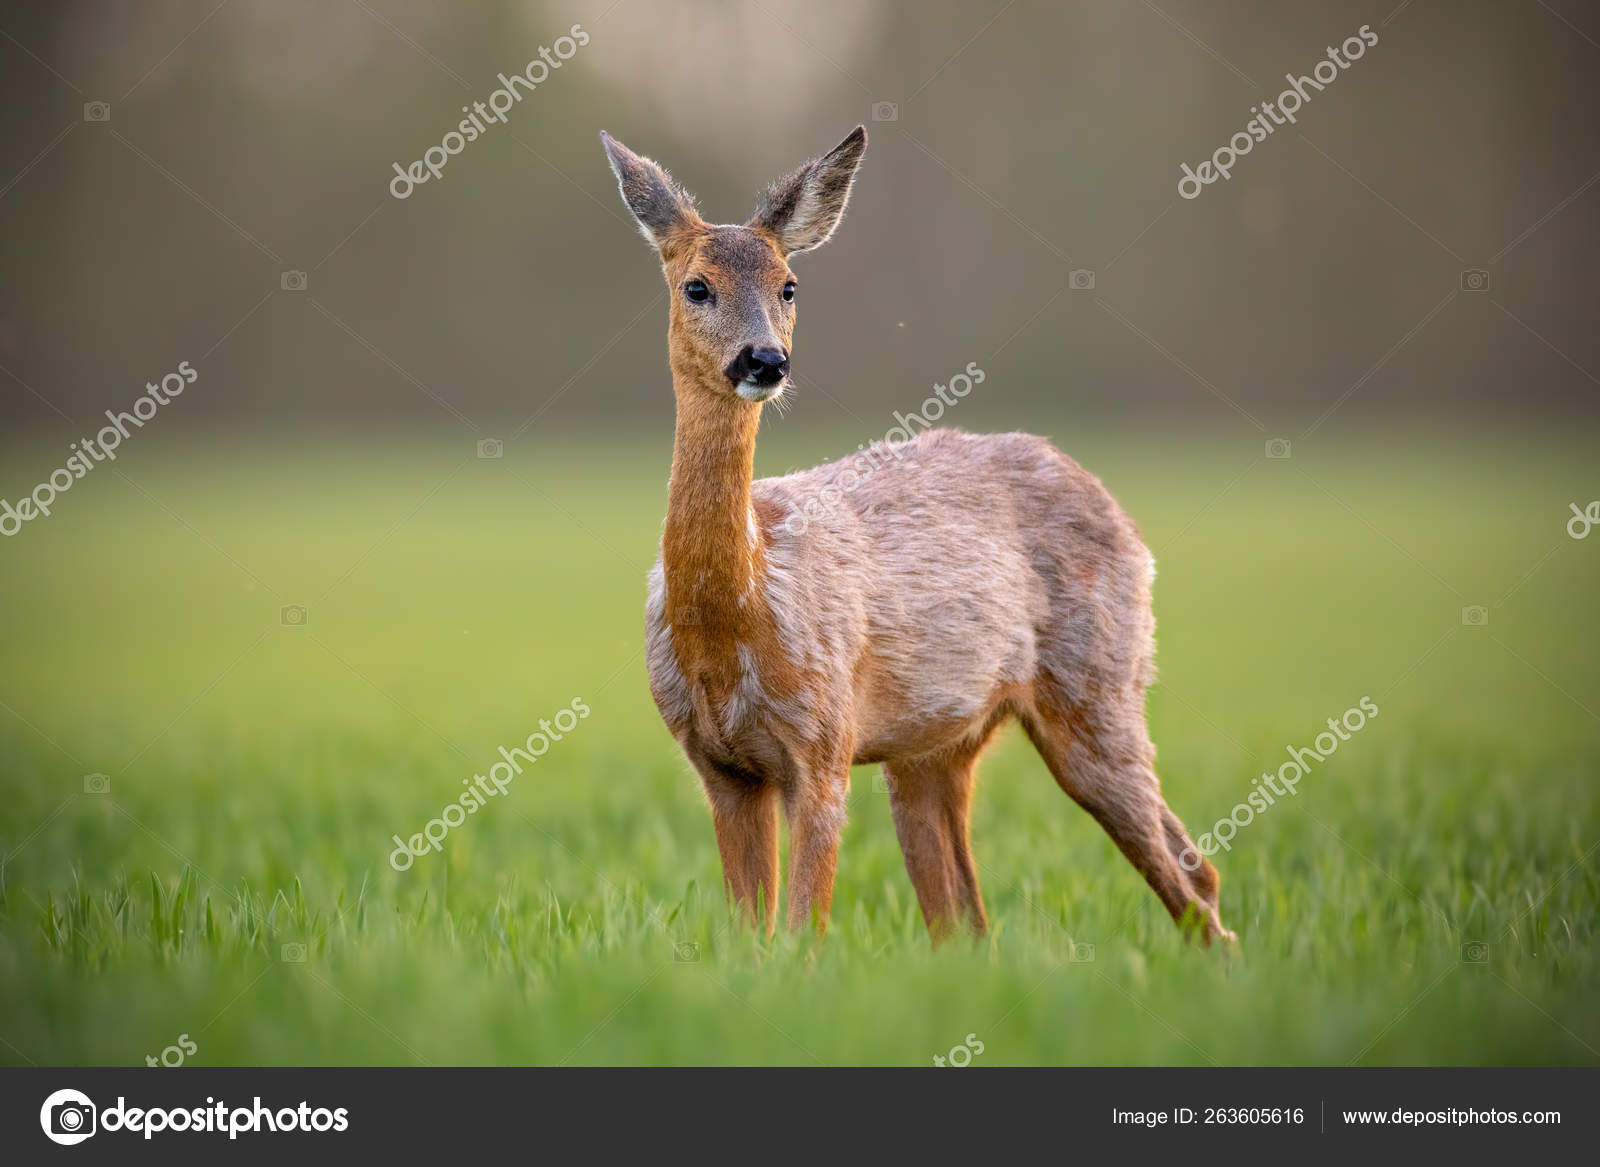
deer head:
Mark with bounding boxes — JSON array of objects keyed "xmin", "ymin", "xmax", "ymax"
[{"xmin": 600, "ymin": 127, "xmax": 867, "ymax": 404}]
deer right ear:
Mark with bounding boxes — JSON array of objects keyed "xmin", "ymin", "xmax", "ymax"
[{"xmin": 600, "ymin": 131, "xmax": 698, "ymax": 252}]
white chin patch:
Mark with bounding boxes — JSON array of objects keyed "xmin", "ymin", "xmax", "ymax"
[{"xmin": 737, "ymin": 379, "xmax": 785, "ymax": 403}]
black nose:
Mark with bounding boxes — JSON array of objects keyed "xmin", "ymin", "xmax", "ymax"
[{"xmin": 744, "ymin": 346, "xmax": 789, "ymax": 385}]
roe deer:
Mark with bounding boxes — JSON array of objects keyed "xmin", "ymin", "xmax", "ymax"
[{"xmin": 601, "ymin": 125, "xmax": 1233, "ymax": 944}]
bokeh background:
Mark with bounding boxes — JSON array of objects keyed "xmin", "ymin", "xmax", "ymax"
[
  {"xmin": 0, "ymin": 0, "xmax": 1596, "ymax": 1066},
  {"xmin": 1, "ymin": 0, "xmax": 1597, "ymax": 433}
]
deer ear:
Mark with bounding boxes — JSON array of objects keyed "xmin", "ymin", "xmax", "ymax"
[
  {"xmin": 600, "ymin": 131, "xmax": 699, "ymax": 251},
  {"xmin": 747, "ymin": 126, "xmax": 867, "ymax": 256}
]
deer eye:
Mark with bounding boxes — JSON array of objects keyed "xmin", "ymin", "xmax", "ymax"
[
  {"xmin": 781, "ymin": 281, "xmax": 796, "ymax": 303},
  {"xmin": 684, "ymin": 279, "xmax": 711, "ymax": 303}
]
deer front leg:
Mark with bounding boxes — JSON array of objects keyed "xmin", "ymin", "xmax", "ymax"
[
  {"xmin": 783, "ymin": 778, "xmax": 848, "ymax": 933},
  {"xmin": 705, "ymin": 778, "xmax": 780, "ymax": 934}
]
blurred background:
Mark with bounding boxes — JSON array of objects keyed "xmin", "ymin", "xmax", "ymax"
[
  {"xmin": 0, "ymin": 0, "xmax": 1595, "ymax": 437},
  {"xmin": 0, "ymin": 0, "xmax": 1596, "ymax": 1066}
]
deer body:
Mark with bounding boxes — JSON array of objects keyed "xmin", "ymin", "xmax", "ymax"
[
  {"xmin": 604, "ymin": 127, "xmax": 1231, "ymax": 942},
  {"xmin": 649, "ymin": 427, "xmax": 1139, "ymax": 763}
]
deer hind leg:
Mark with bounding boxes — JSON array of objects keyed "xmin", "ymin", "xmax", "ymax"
[
  {"xmin": 1022, "ymin": 699, "xmax": 1233, "ymax": 944},
  {"xmin": 782, "ymin": 777, "xmax": 848, "ymax": 933},
  {"xmin": 701, "ymin": 767, "xmax": 780, "ymax": 934},
  {"xmin": 883, "ymin": 743, "xmax": 989, "ymax": 943}
]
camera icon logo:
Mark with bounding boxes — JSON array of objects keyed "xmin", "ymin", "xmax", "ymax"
[
  {"xmin": 1461, "ymin": 605, "xmax": 1489, "ymax": 627},
  {"xmin": 1460, "ymin": 269, "xmax": 1490, "ymax": 292},
  {"xmin": 83, "ymin": 102, "xmax": 111, "ymax": 123},
  {"xmin": 871, "ymin": 101, "xmax": 899, "ymax": 122},
  {"xmin": 872, "ymin": 772, "xmax": 896, "ymax": 794},
  {"xmin": 40, "ymin": 1088, "xmax": 97, "ymax": 1145},
  {"xmin": 1265, "ymin": 438, "xmax": 1292, "ymax": 459},
  {"xmin": 280, "ymin": 270, "xmax": 308, "ymax": 292},
  {"xmin": 1068, "ymin": 269, "xmax": 1096, "ymax": 291},
  {"xmin": 280, "ymin": 604, "xmax": 307, "ymax": 627},
  {"xmin": 83, "ymin": 772, "xmax": 111, "ymax": 794},
  {"xmin": 477, "ymin": 438, "xmax": 504, "ymax": 460},
  {"xmin": 1069, "ymin": 941, "xmax": 1096, "ymax": 963},
  {"xmin": 1461, "ymin": 940, "xmax": 1489, "ymax": 963},
  {"xmin": 673, "ymin": 940, "xmax": 700, "ymax": 962},
  {"xmin": 280, "ymin": 941, "xmax": 308, "ymax": 962}
]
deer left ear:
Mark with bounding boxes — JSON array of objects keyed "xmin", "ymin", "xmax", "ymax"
[{"xmin": 747, "ymin": 126, "xmax": 867, "ymax": 256}]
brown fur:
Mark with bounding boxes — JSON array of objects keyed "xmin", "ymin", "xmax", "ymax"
[{"xmin": 603, "ymin": 127, "xmax": 1233, "ymax": 944}]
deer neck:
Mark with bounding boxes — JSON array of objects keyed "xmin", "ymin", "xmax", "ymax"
[{"xmin": 661, "ymin": 378, "xmax": 769, "ymax": 652}]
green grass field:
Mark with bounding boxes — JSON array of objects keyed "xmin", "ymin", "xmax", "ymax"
[{"xmin": 1, "ymin": 428, "xmax": 1596, "ymax": 1065}]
